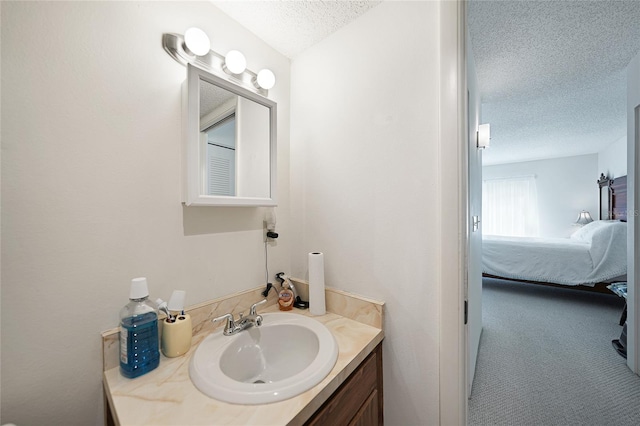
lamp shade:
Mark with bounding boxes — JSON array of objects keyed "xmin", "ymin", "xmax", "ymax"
[{"xmin": 575, "ymin": 210, "xmax": 594, "ymax": 225}]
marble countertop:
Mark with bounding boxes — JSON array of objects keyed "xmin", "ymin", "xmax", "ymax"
[{"xmin": 103, "ymin": 305, "xmax": 384, "ymax": 426}]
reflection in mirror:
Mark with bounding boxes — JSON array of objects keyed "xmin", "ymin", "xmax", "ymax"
[
  {"xmin": 199, "ymin": 80, "xmax": 270, "ymax": 198},
  {"xmin": 200, "ymin": 82, "xmax": 237, "ymax": 196},
  {"xmin": 184, "ymin": 64, "xmax": 276, "ymax": 206}
]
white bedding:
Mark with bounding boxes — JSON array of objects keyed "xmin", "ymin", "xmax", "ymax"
[{"xmin": 482, "ymin": 221, "xmax": 627, "ymax": 286}]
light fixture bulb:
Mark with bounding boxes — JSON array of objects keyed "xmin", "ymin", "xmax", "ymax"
[
  {"xmin": 257, "ymin": 69, "xmax": 276, "ymax": 89},
  {"xmin": 224, "ymin": 50, "xmax": 247, "ymax": 74},
  {"xmin": 183, "ymin": 27, "xmax": 210, "ymax": 56},
  {"xmin": 256, "ymin": 69, "xmax": 276, "ymax": 89}
]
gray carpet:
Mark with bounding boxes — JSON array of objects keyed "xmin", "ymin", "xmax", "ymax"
[{"xmin": 468, "ymin": 278, "xmax": 640, "ymax": 426}]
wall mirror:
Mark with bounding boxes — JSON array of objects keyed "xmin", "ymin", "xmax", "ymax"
[{"xmin": 183, "ymin": 64, "xmax": 277, "ymax": 206}]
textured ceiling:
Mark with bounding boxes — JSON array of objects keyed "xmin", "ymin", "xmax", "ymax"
[
  {"xmin": 211, "ymin": 1, "xmax": 640, "ymax": 166},
  {"xmin": 468, "ymin": 0, "xmax": 640, "ymax": 165},
  {"xmin": 199, "ymin": 80, "xmax": 235, "ymax": 118},
  {"xmin": 212, "ymin": 0, "xmax": 382, "ymax": 58}
]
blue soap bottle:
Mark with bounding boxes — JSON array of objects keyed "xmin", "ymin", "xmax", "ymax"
[{"xmin": 119, "ymin": 277, "xmax": 160, "ymax": 378}]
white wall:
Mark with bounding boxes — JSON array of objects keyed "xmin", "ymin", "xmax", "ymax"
[
  {"xmin": 0, "ymin": 2, "xmax": 290, "ymax": 424},
  {"xmin": 483, "ymin": 154, "xmax": 599, "ymax": 238},
  {"xmin": 290, "ymin": 2, "xmax": 442, "ymax": 424},
  {"xmin": 599, "ymin": 135, "xmax": 627, "ymax": 179}
]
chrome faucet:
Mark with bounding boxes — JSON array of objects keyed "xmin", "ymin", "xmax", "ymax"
[{"xmin": 212, "ymin": 299, "xmax": 267, "ymax": 336}]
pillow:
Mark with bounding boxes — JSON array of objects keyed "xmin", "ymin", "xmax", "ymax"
[
  {"xmin": 588, "ymin": 221, "xmax": 627, "ymax": 266},
  {"xmin": 571, "ymin": 220, "xmax": 615, "ymax": 242}
]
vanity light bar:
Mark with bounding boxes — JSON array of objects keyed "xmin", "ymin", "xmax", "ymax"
[{"xmin": 162, "ymin": 30, "xmax": 276, "ymax": 96}]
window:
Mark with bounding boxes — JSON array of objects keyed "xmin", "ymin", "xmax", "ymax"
[{"xmin": 482, "ymin": 175, "xmax": 539, "ymax": 237}]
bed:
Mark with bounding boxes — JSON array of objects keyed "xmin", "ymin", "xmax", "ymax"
[{"xmin": 482, "ymin": 174, "xmax": 628, "ymax": 290}]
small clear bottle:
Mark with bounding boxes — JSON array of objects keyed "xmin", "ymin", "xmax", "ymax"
[{"xmin": 119, "ymin": 277, "xmax": 160, "ymax": 378}]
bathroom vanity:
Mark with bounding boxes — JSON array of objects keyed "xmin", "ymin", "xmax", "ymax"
[{"xmin": 102, "ymin": 283, "xmax": 384, "ymax": 425}]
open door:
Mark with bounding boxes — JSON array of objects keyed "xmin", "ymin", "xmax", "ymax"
[{"xmin": 466, "ymin": 30, "xmax": 483, "ymax": 396}]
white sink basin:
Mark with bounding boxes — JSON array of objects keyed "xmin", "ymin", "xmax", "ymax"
[{"xmin": 189, "ymin": 312, "xmax": 338, "ymax": 404}]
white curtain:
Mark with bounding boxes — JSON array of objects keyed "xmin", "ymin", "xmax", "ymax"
[{"xmin": 482, "ymin": 176, "xmax": 539, "ymax": 237}]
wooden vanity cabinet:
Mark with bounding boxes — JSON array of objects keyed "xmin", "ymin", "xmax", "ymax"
[{"xmin": 306, "ymin": 343, "xmax": 383, "ymax": 426}]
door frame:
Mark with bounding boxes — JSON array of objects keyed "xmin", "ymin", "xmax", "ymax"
[
  {"xmin": 438, "ymin": 0, "xmax": 468, "ymax": 424},
  {"xmin": 441, "ymin": 7, "xmax": 640, "ymax": 425}
]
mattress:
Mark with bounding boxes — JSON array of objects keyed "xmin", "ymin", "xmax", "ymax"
[{"xmin": 482, "ymin": 221, "xmax": 627, "ymax": 286}]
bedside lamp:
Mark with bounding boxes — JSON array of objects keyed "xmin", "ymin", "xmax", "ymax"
[{"xmin": 575, "ymin": 210, "xmax": 594, "ymax": 226}]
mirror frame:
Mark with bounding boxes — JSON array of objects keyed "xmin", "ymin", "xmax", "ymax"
[{"xmin": 183, "ymin": 64, "xmax": 277, "ymax": 206}]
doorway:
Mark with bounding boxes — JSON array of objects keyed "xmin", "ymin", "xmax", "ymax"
[{"xmin": 458, "ymin": 1, "xmax": 640, "ymax": 424}]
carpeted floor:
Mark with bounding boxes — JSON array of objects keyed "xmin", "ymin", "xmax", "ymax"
[{"xmin": 468, "ymin": 278, "xmax": 640, "ymax": 426}]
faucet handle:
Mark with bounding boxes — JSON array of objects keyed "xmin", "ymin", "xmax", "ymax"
[
  {"xmin": 212, "ymin": 313, "xmax": 236, "ymax": 335},
  {"xmin": 249, "ymin": 298, "xmax": 268, "ymax": 316}
]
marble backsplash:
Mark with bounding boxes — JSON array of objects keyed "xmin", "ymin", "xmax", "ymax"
[
  {"xmin": 101, "ymin": 278, "xmax": 383, "ymax": 371},
  {"xmin": 289, "ymin": 278, "xmax": 384, "ymax": 329}
]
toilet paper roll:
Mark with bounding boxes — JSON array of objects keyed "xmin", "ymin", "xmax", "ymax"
[{"xmin": 309, "ymin": 252, "xmax": 326, "ymax": 316}]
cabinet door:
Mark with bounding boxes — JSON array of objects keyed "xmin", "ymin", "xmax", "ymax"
[
  {"xmin": 306, "ymin": 346, "xmax": 380, "ymax": 426},
  {"xmin": 349, "ymin": 389, "xmax": 378, "ymax": 426}
]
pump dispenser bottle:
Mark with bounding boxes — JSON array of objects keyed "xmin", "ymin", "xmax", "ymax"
[
  {"xmin": 119, "ymin": 277, "xmax": 160, "ymax": 378},
  {"xmin": 278, "ymin": 280, "xmax": 295, "ymax": 311}
]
